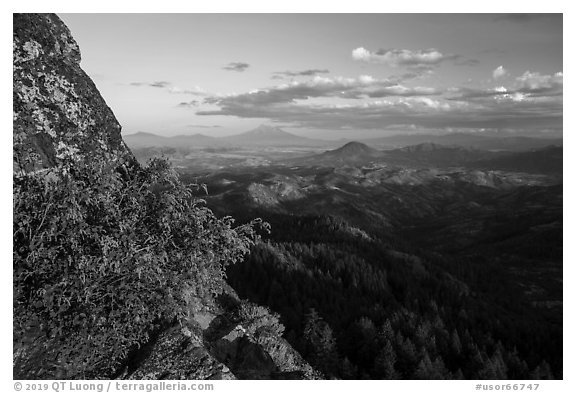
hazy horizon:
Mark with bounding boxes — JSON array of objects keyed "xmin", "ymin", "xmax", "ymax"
[
  {"xmin": 59, "ymin": 13, "xmax": 563, "ymax": 140},
  {"xmin": 121, "ymin": 125, "xmax": 564, "ymax": 141}
]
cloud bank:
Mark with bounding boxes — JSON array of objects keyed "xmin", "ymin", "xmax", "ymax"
[{"xmin": 197, "ymin": 71, "xmax": 562, "ymax": 133}]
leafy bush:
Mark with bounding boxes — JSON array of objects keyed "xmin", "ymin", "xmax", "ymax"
[
  {"xmin": 234, "ymin": 300, "xmax": 285, "ymax": 345},
  {"xmin": 13, "ymin": 157, "xmax": 263, "ymax": 378}
]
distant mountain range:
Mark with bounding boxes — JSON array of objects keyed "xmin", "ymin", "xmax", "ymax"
[
  {"xmin": 287, "ymin": 140, "xmax": 563, "ymax": 175},
  {"xmin": 223, "ymin": 124, "xmax": 328, "ymax": 147},
  {"xmin": 363, "ymin": 133, "xmax": 563, "ymax": 152},
  {"xmin": 123, "ymin": 132, "xmax": 229, "ymax": 149},
  {"xmin": 124, "ymin": 125, "xmax": 331, "ymax": 149},
  {"xmin": 468, "ymin": 145, "xmax": 562, "ymax": 175},
  {"xmin": 124, "ymin": 125, "xmax": 562, "ymax": 152}
]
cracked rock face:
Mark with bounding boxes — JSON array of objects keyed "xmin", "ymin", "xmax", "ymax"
[{"xmin": 13, "ymin": 13, "xmax": 133, "ymax": 173}]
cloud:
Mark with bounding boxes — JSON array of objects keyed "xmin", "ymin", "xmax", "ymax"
[
  {"xmin": 198, "ymin": 71, "xmax": 562, "ymax": 132},
  {"xmin": 203, "ymin": 75, "xmax": 441, "ymax": 109},
  {"xmin": 516, "ymin": 71, "xmax": 563, "ymax": 93},
  {"xmin": 352, "ymin": 47, "xmax": 462, "ymax": 69},
  {"xmin": 130, "ymin": 81, "xmax": 170, "ymax": 88},
  {"xmin": 176, "ymin": 101, "xmax": 200, "ymax": 108},
  {"xmin": 272, "ymin": 69, "xmax": 330, "ymax": 79},
  {"xmin": 168, "ymin": 86, "xmax": 207, "ymax": 96},
  {"xmin": 129, "ymin": 81, "xmax": 208, "ymax": 96},
  {"xmin": 198, "ymin": 92, "xmax": 561, "ymax": 132},
  {"xmin": 493, "ymin": 66, "xmax": 509, "ymax": 79},
  {"xmin": 449, "ymin": 71, "xmax": 562, "ymax": 102},
  {"xmin": 149, "ymin": 81, "xmax": 171, "ymax": 88},
  {"xmin": 223, "ymin": 62, "xmax": 250, "ymax": 72},
  {"xmin": 186, "ymin": 124, "xmax": 222, "ymax": 128},
  {"xmin": 352, "ymin": 47, "xmax": 478, "ymax": 70}
]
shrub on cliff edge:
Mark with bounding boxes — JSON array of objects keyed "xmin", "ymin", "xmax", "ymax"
[{"xmin": 13, "ymin": 157, "xmax": 263, "ymax": 378}]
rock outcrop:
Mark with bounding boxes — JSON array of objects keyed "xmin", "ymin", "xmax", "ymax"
[
  {"xmin": 13, "ymin": 13, "xmax": 315, "ymax": 380},
  {"xmin": 13, "ymin": 13, "xmax": 133, "ymax": 173},
  {"xmin": 121, "ymin": 290, "xmax": 318, "ymax": 380}
]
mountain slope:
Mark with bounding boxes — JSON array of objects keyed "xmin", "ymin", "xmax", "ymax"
[
  {"xmin": 223, "ymin": 125, "xmax": 327, "ymax": 147},
  {"xmin": 467, "ymin": 146, "xmax": 562, "ymax": 175},
  {"xmin": 290, "ymin": 141, "xmax": 385, "ymax": 166},
  {"xmin": 364, "ymin": 133, "xmax": 562, "ymax": 152}
]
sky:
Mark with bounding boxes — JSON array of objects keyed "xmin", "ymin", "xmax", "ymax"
[{"xmin": 58, "ymin": 13, "xmax": 563, "ymax": 139}]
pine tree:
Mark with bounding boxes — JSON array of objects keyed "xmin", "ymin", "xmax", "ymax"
[
  {"xmin": 413, "ymin": 351, "xmax": 434, "ymax": 379},
  {"xmin": 303, "ymin": 308, "xmax": 339, "ymax": 377},
  {"xmin": 530, "ymin": 360, "xmax": 554, "ymax": 380},
  {"xmin": 341, "ymin": 357, "xmax": 358, "ymax": 379},
  {"xmin": 373, "ymin": 340, "xmax": 400, "ymax": 379},
  {"xmin": 451, "ymin": 329, "xmax": 462, "ymax": 356}
]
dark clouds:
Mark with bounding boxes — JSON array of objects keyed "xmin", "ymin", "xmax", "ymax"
[
  {"xmin": 198, "ymin": 71, "xmax": 562, "ymax": 133},
  {"xmin": 203, "ymin": 75, "xmax": 441, "ymax": 108},
  {"xmin": 223, "ymin": 62, "xmax": 250, "ymax": 72},
  {"xmin": 201, "ymin": 95, "xmax": 561, "ymax": 131}
]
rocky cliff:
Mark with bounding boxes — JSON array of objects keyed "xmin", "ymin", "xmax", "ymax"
[
  {"xmin": 13, "ymin": 13, "xmax": 315, "ymax": 380},
  {"xmin": 13, "ymin": 13, "xmax": 133, "ymax": 173}
]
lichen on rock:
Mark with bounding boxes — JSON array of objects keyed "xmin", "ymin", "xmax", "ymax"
[{"xmin": 13, "ymin": 13, "xmax": 132, "ymax": 173}]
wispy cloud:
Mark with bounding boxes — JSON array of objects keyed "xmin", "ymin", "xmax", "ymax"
[
  {"xmin": 149, "ymin": 81, "xmax": 171, "ymax": 88},
  {"xmin": 129, "ymin": 81, "xmax": 207, "ymax": 96},
  {"xmin": 186, "ymin": 124, "xmax": 222, "ymax": 128},
  {"xmin": 271, "ymin": 69, "xmax": 330, "ymax": 79},
  {"xmin": 176, "ymin": 101, "xmax": 200, "ymax": 108},
  {"xmin": 167, "ymin": 86, "xmax": 207, "ymax": 96},
  {"xmin": 130, "ymin": 81, "xmax": 171, "ymax": 88},
  {"xmin": 223, "ymin": 62, "xmax": 250, "ymax": 72}
]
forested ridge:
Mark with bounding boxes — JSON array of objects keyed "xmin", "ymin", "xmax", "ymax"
[{"xmin": 224, "ymin": 212, "xmax": 561, "ymax": 379}]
